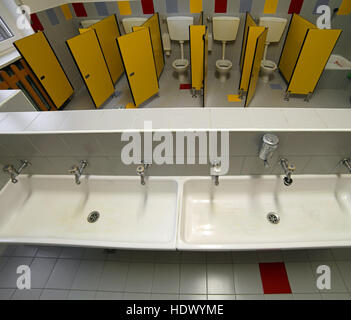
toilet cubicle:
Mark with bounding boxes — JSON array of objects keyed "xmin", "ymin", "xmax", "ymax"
[
  {"xmin": 278, "ymin": 14, "xmax": 342, "ymax": 101},
  {"xmin": 238, "ymin": 13, "xmax": 268, "ymax": 107}
]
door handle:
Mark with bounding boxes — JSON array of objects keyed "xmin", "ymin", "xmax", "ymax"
[
  {"xmin": 85, "ymin": 74, "xmax": 90, "ymax": 79},
  {"xmin": 129, "ymin": 72, "xmax": 135, "ymax": 77},
  {"xmin": 40, "ymin": 75, "xmax": 45, "ymax": 80}
]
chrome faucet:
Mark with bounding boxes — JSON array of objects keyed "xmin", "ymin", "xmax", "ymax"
[
  {"xmin": 3, "ymin": 160, "xmax": 31, "ymax": 184},
  {"xmin": 211, "ymin": 160, "xmax": 221, "ymax": 186},
  {"xmin": 69, "ymin": 160, "xmax": 88, "ymax": 185},
  {"xmin": 137, "ymin": 162, "xmax": 151, "ymax": 186},
  {"xmin": 280, "ymin": 158, "xmax": 295, "ymax": 187},
  {"xmin": 342, "ymin": 158, "xmax": 351, "ymax": 173}
]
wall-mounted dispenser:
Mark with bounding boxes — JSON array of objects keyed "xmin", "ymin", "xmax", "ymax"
[{"xmin": 259, "ymin": 134, "xmax": 279, "ymax": 167}]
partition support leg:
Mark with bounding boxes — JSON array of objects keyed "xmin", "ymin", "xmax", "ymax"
[
  {"xmin": 192, "ymin": 88, "xmax": 197, "ymax": 98},
  {"xmin": 304, "ymin": 92, "xmax": 312, "ymax": 102},
  {"xmin": 284, "ymin": 91, "xmax": 290, "ymax": 102}
]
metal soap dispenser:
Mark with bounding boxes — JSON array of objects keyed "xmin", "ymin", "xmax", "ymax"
[{"xmin": 259, "ymin": 134, "xmax": 279, "ymax": 168}]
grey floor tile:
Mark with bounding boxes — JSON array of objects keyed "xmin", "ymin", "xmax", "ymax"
[
  {"xmin": 285, "ymin": 262, "xmax": 319, "ymax": 294},
  {"xmin": 59, "ymin": 247, "xmax": 85, "ymax": 259},
  {"xmin": 180, "ymin": 264, "xmax": 207, "ymax": 294},
  {"xmin": 257, "ymin": 250, "xmax": 284, "ymax": 262},
  {"xmin": 40, "ymin": 289, "xmax": 69, "ymax": 300},
  {"xmin": 130, "ymin": 250, "xmax": 155, "ymax": 263},
  {"xmin": 123, "ymin": 292, "xmax": 150, "ymax": 300},
  {"xmin": 0, "ymin": 256, "xmax": 9, "ymax": 272},
  {"xmin": 293, "ymin": 293, "xmax": 322, "ymax": 300},
  {"xmin": 36, "ymin": 246, "xmax": 62, "ymax": 258},
  {"xmin": 98, "ymin": 261, "xmax": 128, "ymax": 292},
  {"xmin": 208, "ymin": 295, "xmax": 235, "ymax": 300},
  {"xmin": 125, "ymin": 263, "xmax": 154, "ymax": 293},
  {"xmin": 181, "ymin": 252, "xmax": 206, "ymax": 264},
  {"xmin": 72, "ymin": 260, "xmax": 104, "ymax": 291},
  {"xmin": 233, "ymin": 264, "xmax": 263, "ymax": 294},
  {"xmin": 236, "ymin": 294, "xmax": 264, "ymax": 300},
  {"xmin": 151, "ymin": 294, "xmax": 179, "ymax": 300},
  {"xmin": 232, "ymin": 251, "xmax": 258, "ymax": 263},
  {"xmin": 0, "ymin": 288, "xmax": 15, "ymax": 300},
  {"xmin": 30, "ymin": 258, "xmax": 56, "ymax": 289},
  {"xmin": 12, "ymin": 246, "xmax": 38, "ymax": 258},
  {"xmin": 107, "ymin": 250, "xmax": 131, "ymax": 262},
  {"xmin": 283, "ymin": 250, "xmax": 309, "ymax": 262},
  {"xmin": 179, "ymin": 295, "xmax": 207, "ymax": 300},
  {"xmin": 264, "ymin": 294, "xmax": 293, "ymax": 300},
  {"xmin": 206, "ymin": 252, "xmax": 232, "ymax": 264},
  {"xmin": 152, "ymin": 264, "xmax": 180, "ymax": 294},
  {"xmin": 321, "ymin": 293, "xmax": 351, "ymax": 300},
  {"xmin": 308, "ymin": 249, "xmax": 334, "ymax": 261},
  {"xmin": 310, "ymin": 261, "xmax": 348, "ymax": 293},
  {"xmin": 0, "ymin": 245, "xmax": 16, "ymax": 257},
  {"xmin": 68, "ymin": 290, "xmax": 96, "ymax": 300},
  {"xmin": 45, "ymin": 259, "xmax": 81, "ymax": 290},
  {"xmin": 95, "ymin": 291, "xmax": 123, "ymax": 300},
  {"xmin": 332, "ymin": 248, "xmax": 351, "ymax": 261},
  {"xmin": 207, "ymin": 264, "xmax": 235, "ymax": 295},
  {"xmin": 154, "ymin": 251, "xmax": 181, "ymax": 263},
  {"xmin": 82, "ymin": 248, "xmax": 108, "ymax": 260},
  {"xmin": 336, "ymin": 261, "xmax": 351, "ymax": 291},
  {"xmin": 0, "ymin": 257, "xmax": 33, "ymax": 288},
  {"xmin": 12, "ymin": 289, "xmax": 42, "ymax": 300}
]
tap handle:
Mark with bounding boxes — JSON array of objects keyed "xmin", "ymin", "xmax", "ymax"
[
  {"xmin": 69, "ymin": 166, "xmax": 78, "ymax": 174},
  {"xmin": 288, "ymin": 164, "xmax": 296, "ymax": 172},
  {"xmin": 137, "ymin": 165, "xmax": 145, "ymax": 175}
]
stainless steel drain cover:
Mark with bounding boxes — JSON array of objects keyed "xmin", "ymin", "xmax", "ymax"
[
  {"xmin": 267, "ymin": 212, "xmax": 280, "ymax": 224},
  {"xmin": 87, "ymin": 211, "xmax": 100, "ymax": 223}
]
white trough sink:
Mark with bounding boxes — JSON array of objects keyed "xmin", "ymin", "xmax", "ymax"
[
  {"xmin": 178, "ymin": 175, "xmax": 351, "ymax": 250},
  {"xmin": 0, "ymin": 176, "xmax": 179, "ymax": 250}
]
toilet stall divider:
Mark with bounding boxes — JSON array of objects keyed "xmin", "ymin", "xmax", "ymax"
[{"xmin": 278, "ymin": 14, "xmax": 342, "ymax": 100}]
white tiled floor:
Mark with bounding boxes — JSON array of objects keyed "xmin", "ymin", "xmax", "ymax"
[{"xmin": 1, "ymin": 245, "xmax": 351, "ymax": 300}]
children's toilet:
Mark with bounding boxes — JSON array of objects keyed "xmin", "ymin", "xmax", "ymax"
[
  {"xmin": 167, "ymin": 16, "xmax": 194, "ymax": 83},
  {"xmin": 212, "ymin": 16, "xmax": 240, "ymax": 83}
]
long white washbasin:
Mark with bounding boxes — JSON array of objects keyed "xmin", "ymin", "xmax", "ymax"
[
  {"xmin": 178, "ymin": 175, "xmax": 351, "ymax": 250},
  {"xmin": 0, "ymin": 176, "xmax": 179, "ymax": 249}
]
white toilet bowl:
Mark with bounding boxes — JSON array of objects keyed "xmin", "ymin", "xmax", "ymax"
[
  {"xmin": 216, "ymin": 59, "xmax": 232, "ymax": 83},
  {"xmin": 260, "ymin": 60, "xmax": 277, "ymax": 83},
  {"xmin": 173, "ymin": 59, "xmax": 190, "ymax": 83}
]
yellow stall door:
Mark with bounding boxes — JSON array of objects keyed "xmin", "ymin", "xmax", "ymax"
[
  {"xmin": 117, "ymin": 28, "xmax": 159, "ymax": 107},
  {"xmin": 203, "ymin": 29, "xmax": 208, "ymax": 108},
  {"xmin": 91, "ymin": 15, "xmax": 124, "ymax": 84},
  {"xmin": 67, "ymin": 30, "xmax": 115, "ymax": 108},
  {"xmin": 190, "ymin": 25, "xmax": 206, "ymax": 91},
  {"xmin": 14, "ymin": 32, "xmax": 74, "ymax": 109},
  {"xmin": 245, "ymin": 28, "xmax": 268, "ymax": 107}
]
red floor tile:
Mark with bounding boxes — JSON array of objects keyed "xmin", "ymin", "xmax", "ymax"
[
  {"xmin": 180, "ymin": 84, "xmax": 192, "ymax": 90},
  {"xmin": 259, "ymin": 262, "xmax": 292, "ymax": 294}
]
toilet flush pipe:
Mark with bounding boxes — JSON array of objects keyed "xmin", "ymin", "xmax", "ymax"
[
  {"xmin": 180, "ymin": 41, "xmax": 184, "ymax": 60},
  {"xmin": 263, "ymin": 42, "xmax": 270, "ymax": 61},
  {"xmin": 222, "ymin": 41, "xmax": 226, "ymax": 60}
]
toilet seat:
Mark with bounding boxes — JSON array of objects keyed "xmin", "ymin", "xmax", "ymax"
[
  {"xmin": 173, "ymin": 59, "xmax": 189, "ymax": 71},
  {"xmin": 216, "ymin": 59, "xmax": 232, "ymax": 71},
  {"xmin": 261, "ymin": 60, "xmax": 277, "ymax": 71}
]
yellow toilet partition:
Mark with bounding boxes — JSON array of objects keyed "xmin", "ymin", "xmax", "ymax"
[
  {"xmin": 239, "ymin": 25, "xmax": 266, "ymax": 93},
  {"xmin": 240, "ymin": 13, "xmax": 256, "ymax": 71},
  {"xmin": 89, "ymin": 15, "xmax": 124, "ymax": 84},
  {"xmin": 190, "ymin": 25, "xmax": 206, "ymax": 92},
  {"xmin": 245, "ymin": 28, "xmax": 268, "ymax": 107},
  {"xmin": 14, "ymin": 32, "xmax": 74, "ymax": 109},
  {"xmin": 136, "ymin": 13, "xmax": 165, "ymax": 80},
  {"xmin": 203, "ymin": 28, "xmax": 209, "ymax": 108},
  {"xmin": 67, "ymin": 29, "xmax": 115, "ymax": 108},
  {"xmin": 117, "ymin": 27, "xmax": 159, "ymax": 107},
  {"xmin": 279, "ymin": 14, "xmax": 342, "ymax": 97}
]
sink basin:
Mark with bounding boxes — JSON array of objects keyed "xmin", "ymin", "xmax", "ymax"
[
  {"xmin": 0, "ymin": 175, "xmax": 179, "ymax": 249},
  {"xmin": 179, "ymin": 175, "xmax": 351, "ymax": 250}
]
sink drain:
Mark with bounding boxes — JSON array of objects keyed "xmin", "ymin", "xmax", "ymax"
[
  {"xmin": 87, "ymin": 211, "xmax": 100, "ymax": 223},
  {"xmin": 267, "ymin": 212, "xmax": 280, "ymax": 224}
]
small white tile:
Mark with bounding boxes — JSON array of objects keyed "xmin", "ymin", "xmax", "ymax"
[
  {"xmin": 25, "ymin": 112, "xmax": 69, "ymax": 132},
  {"xmin": 316, "ymin": 109, "xmax": 351, "ymax": 129},
  {"xmin": 208, "ymin": 295, "xmax": 235, "ymax": 300},
  {"xmin": 210, "ymin": 109, "xmax": 250, "ymax": 129},
  {"xmin": 0, "ymin": 288, "xmax": 15, "ymax": 300},
  {"xmin": 180, "ymin": 264, "xmax": 207, "ymax": 294},
  {"xmin": 236, "ymin": 294, "xmax": 264, "ymax": 300},
  {"xmin": 68, "ymin": 290, "xmax": 96, "ymax": 300},
  {"xmin": 151, "ymin": 294, "xmax": 179, "ymax": 300},
  {"xmin": 123, "ymin": 292, "xmax": 150, "ymax": 300},
  {"xmin": 36, "ymin": 246, "xmax": 63, "ymax": 258},
  {"xmin": 40, "ymin": 289, "xmax": 69, "ymax": 300},
  {"xmin": 283, "ymin": 109, "xmax": 326, "ymax": 129},
  {"xmin": 179, "ymin": 294, "xmax": 207, "ymax": 300},
  {"xmin": 293, "ymin": 293, "xmax": 322, "ymax": 300},
  {"xmin": 321, "ymin": 293, "xmax": 351, "ymax": 300},
  {"xmin": 181, "ymin": 252, "xmax": 206, "ymax": 264},
  {"xmin": 207, "ymin": 264, "xmax": 235, "ymax": 295},
  {"xmin": 232, "ymin": 251, "xmax": 258, "ymax": 263},
  {"xmin": 247, "ymin": 109, "xmax": 288, "ymax": 129},
  {"xmin": 264, "ymin": 294, "xmax": 293, "ymax": 300},
  {"xmin": 30, "ymin": 258, "xmax": 56, "ymax": 289},
  {"xmin": 58, "ymin": 111, "xmax": 104, "ymax": 132},
  {"xmin": 233, "ymin": 264, "xmax": 263, "ymax": 294},
  {"xmin": 152, "ymin": 264, "xmax": 180, "ymax": 294},
  {"xmin": 257, "ymin": 250, "xmax": 284, "ymax": 263},
  {"xmin": 98, "ymin": 261, "xmax": 128, "ymax": 292},
  {"xmin": 336, "ymin": 261, "xmax": 351, "ymax": 292},
  {"xmin": 285, "ymin": 262, "xmax": 319, "ymax": 294},
  {"xmin": 12, "ymin": 289, "xmax": 42, "ymax": 300},
  {"xmin": 154, "ymin": 251, "xmax": 181, "ymax": 263},
  {"xmin": 71, "ymin": 260, "xmax": 104, "ymax": 291},
  {"xmin": 46, "ymin": 259, "xmax": 81, "ymax": 290},
  {"xmin": 95, "ymin": 291, "xmax": 123, "ymax": 300},
  {"xmin": 125, "ymin": 263, "xmax": 154, "ymax": 293},
  {"xmin": 206, "ymin": 252, "xmax": 232, "ymax": 264}
]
